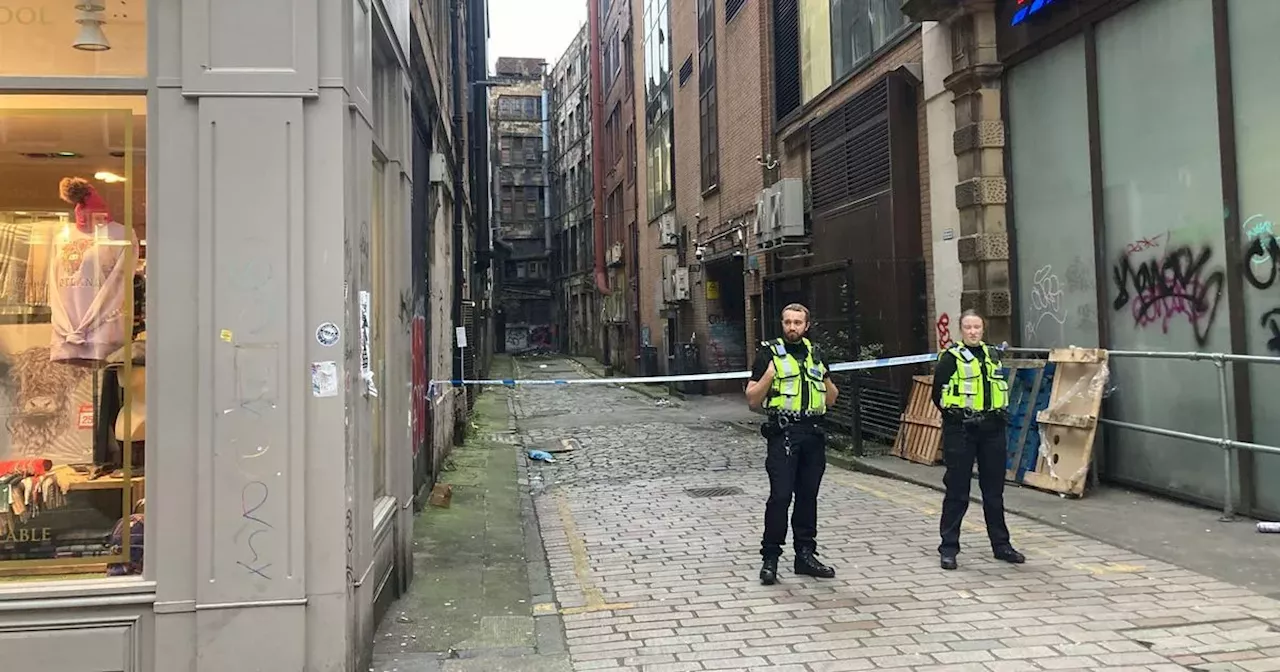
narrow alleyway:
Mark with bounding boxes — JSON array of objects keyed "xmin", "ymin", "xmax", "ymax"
[{"xmin": 378, "ymin": 355, "xmax": 1280, "ymax": 671}]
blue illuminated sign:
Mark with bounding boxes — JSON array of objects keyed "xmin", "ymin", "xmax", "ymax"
[{"xmin": 1011, "ymin": 0, "xmax": 1058, "ymax": 26}]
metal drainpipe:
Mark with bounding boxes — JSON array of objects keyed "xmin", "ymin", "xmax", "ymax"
[
  {"xmin": 588, "ymin": 0, "xmax": 610, "ymax": 295},
  {"xmin": 450, "ymin": 0, "xmax": 465, "ymax": 386}
]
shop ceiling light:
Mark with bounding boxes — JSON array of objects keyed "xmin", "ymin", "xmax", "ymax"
[
  {"xmin": 73, "ymin": 9, "xmax": 111, "ymax": 52},
  {"xmin": 94, "ymin": 171, "xmax": 126, "ymax": 183}
]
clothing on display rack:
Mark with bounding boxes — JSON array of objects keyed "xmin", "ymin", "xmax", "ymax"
[
  {"xmin": 0, "ymin": 221, "xmax": 33, "ymax": 304},
  {"xmin": 50, "ymin": 178, "xmax": 136, "ymax": 364}
]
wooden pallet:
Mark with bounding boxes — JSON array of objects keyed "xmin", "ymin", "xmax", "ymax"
[
  {"xmin": 891, "ymin": 375, "xmax": 943, "ymax": 465},
  {"xmin": 1022, "ymin": 348, "xmax": 1109, "ymax": 497},
  {"xmin": 1001, "ymin": 358, "xmax": 1052, "ymax": 483}
]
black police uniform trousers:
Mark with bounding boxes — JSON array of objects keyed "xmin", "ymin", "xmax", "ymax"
[
  {"xmin": 761, "ymin": 419, "xmax": 826, "ymax": 559},
  {"xmin": 938, "ymin": 409, "xmax": 1012, "ymax": 556}
]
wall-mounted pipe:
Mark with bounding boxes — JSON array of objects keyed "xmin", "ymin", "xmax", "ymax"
[{"xmin": 587, "ymin": 0, "xmax": 610, "ymax": 295}]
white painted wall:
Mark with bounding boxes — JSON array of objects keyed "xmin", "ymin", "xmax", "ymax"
[{"xmin": 922, "ymin": 21, "xmax": 962, "ymax": 350}]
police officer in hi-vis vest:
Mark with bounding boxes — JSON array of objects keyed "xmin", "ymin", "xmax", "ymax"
[
  {"xmin": 745, "ymin": 303, "xmax": 838, "ymax": 585},
  {"xmin": 932, "ymin": 309, "xmax": 1025, "ymax": 570}
]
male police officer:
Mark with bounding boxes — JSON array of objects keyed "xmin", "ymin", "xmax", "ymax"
[
  {"xmin": 746, "ymin": 303, "xmax": 838, "ymax": 585},
  {"xmin": 932, "ymin": 309, "xmax": 1025, "ymax": 570}
]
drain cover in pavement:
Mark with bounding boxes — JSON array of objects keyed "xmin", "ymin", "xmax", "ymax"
[{"xmin": 685, "ymin": 486, "xmax": 744, "ymax": 498}]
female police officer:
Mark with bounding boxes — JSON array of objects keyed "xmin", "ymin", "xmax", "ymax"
[{"xmin": 932, "ymin": 310, "xmax": 1025, "ymax": 570}]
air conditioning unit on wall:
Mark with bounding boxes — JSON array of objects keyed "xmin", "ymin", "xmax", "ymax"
[
  {"xmin": 657, "ymin": 212, "xmax": 678, "ymax": 248},
  {"xmin": 673, "ymin": 267, "xmax": 691, "ymax": 301},
  {"xmin": 660, "ymin": 254, "xmax": 678, "ymax": 304},
  {"xmin": 755, "ymin": 178, "xmax": 805, "ymax": 249}
]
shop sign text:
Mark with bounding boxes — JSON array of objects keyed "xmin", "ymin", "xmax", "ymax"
[
  {"xmin": 3, "ymin": 526, "xmax": 52, "ymax": 543},
  {"xmin": 0, "ymin": 7, "xmax": 51, "ymax": 25}
]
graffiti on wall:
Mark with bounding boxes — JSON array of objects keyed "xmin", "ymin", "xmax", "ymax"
[
  {"xmin": 1242, "ymin": 219, "xmax": 1280, "ymax": 353},
  {"xmin": 1025, "ymin": 265, "xmax": 1067, "ymax": 345},
  {"xmin": 935, "ymin": 313, "xmax": 954, "ymax": 350},
  {"xmin": 706, "ymin": 314, "xmax": 746, "ymax": 372},
  {"xmin": 410, "ymin": 315, "xmax": 427, "ymax": 455},
  {"xmin": 505, "ymin": 324, "xmax": 553, "ymax": 353},
  {"xmin": 1112, "ymin": 242, "xmax": 1225, "ymax": 346},
  {"xmin": 1244, "ymin": 215, "xmax": 1274, "ymax": 266}
]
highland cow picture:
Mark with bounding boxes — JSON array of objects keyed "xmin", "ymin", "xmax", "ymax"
[{"xmin": 0, "ymin": 325, "xmax": 96, "ymax": 464}]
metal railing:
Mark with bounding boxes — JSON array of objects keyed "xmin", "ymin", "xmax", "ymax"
[{"xmin": 1009, "ymin": 347, "xmax": 1280, "ymax": 521}]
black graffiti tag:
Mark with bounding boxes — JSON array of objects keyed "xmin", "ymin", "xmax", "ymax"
[
  {"xmin": 1243, "ymin": 236, "xmax": 1280, "ymax": 290},
  {"xmin": 1260, "ymin": 308, "xmax": 1280, "ymax": 355},
  {"xmin": 1112, "ymin": 245, "xmax": 1224, "ymax": 346}
]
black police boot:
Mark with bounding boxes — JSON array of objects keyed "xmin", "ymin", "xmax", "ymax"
[
  {"xmin": 760, "ymin": 556, "xmax": 779, "ymax": 585},
  {"xmin": 940, "ymin": 554, "xmax": 958, "ymax": 570},
  {"xmin": 794, "ymin": 549, "xmax": 835, "ymax": 578},
  {"xmin": 994, "ymin": 547, "xmax": 1026, "ymax": 564}
]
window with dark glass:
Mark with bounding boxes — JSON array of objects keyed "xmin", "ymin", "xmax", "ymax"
[
  {"xmin": 830, "ymin": 0, "xmax": 908, "ymax": 81},
  {"xmin": 698, "ymin": 0, "xmax": 719, "ymax": 191},
  {"xmin": 643, "ymin": 0, "xmax": 675, "ymax": 217}
]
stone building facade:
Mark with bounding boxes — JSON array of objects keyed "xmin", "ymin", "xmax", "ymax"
[{"xmin": 491, "ymin": 57, "xmax": 553, "ymax": 353}]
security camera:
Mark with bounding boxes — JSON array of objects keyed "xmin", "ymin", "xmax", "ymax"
[{"xmin": 694, "ymin": 245, "xmax": 707, "ymax": 261}]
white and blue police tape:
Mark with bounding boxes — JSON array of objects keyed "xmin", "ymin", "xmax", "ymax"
[{"xmin": 430, "ymin": 351, "xmax": 940, "ymax": 388}]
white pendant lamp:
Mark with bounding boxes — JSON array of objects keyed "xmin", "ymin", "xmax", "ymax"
[{"xmin": 73, "ymin": 5, "xmax": 111, "ymax": 52}]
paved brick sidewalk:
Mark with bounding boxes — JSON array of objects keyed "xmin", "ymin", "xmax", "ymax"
[{"xmin": 513, "ymin": 357, "xmax": 1280, "ymax": 672}]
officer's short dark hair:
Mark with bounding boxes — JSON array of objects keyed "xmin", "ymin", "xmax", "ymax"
[{"xmin": 781, "ymin": 303, "xmax": 810, "ymax": 323}]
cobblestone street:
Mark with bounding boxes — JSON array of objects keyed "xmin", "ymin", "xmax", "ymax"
[{"xmin": 513, "ymin": 356, "xmax": 1280, "ymax": 672}]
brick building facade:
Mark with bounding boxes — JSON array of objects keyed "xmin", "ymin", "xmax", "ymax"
[
  {"xmin": 625, "ymin": 0, "xmax": 937, "ymax": 424},
  {"xmin": 601, "ymin": 0, "xmax": 641, "ymax": 372},
  {"xmin": 548, "ymin": 30, "xmax": 598, "ymax": 358}
]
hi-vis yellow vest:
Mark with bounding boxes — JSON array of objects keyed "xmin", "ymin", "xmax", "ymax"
[
  {"xmin": 940, "ymin": 342, "xmax": 1009, "ymax": 411},
  {"xmin": 765, "ymin": 337, "xmax": 827, "ymax": 415}
]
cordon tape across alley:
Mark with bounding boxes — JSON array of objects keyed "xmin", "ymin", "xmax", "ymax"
[{"xmin": 428, "ymin": 350, "xmax": 951, "ymax": 391}]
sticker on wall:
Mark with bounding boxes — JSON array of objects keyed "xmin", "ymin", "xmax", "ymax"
[
  {"xmin": 316, "ymin": 322, "xmax": 341, "ymax": 347},
  {"xmin": 220, "ymin": 329, "xmax": 234, "ymax": 342},
  {"xmin": 359, "ymin": 291, "xmax": 378, "ymax": 398},
  {"xmin": 311, "ymin": 361, "xmax": 339, "ymax": 397}
]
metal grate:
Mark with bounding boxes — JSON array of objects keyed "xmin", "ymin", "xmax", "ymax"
[
  {"xmin": 726, "ymin": 0, "xmax": 746, "ymax": 22},
  {"xmin": 679, "ymin": 55, "xmax": 693, "ymax": 87},
  {"xmin": 810, "ymin": 79, "xmax": 891, "ymax": 213},
  {"xmin": 685, "ymin": 486, "xmax": 744, "ymax": 498},
  {"xmin": 772, "ymin": 0, "xmax": 800, "ymax": 119}
]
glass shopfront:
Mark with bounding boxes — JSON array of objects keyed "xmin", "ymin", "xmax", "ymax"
[
  {"xmin": 1003, "ymin": 0, "xmax": 1280, "ymax": 518},
  {"xmin": 0, "ymin": 3, "xmax": 147, "ymax": 583}
]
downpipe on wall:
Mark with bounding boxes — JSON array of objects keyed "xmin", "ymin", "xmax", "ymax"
[
  {"xmin": 588, "ymin": 0, "xmax": 610, "ymax": 295},
  {"xmin": 450, "ymin": 0, "xmax": 467, "ymax": 444}
]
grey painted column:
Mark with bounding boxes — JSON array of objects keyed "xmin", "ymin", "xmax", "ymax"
[{"xmin": 150, "ymin": 0, "xmax": 354, "ymax": 669}]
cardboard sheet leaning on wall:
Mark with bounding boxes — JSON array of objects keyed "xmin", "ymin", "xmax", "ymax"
[{"xmin": 1024, "ymin": 347, "xmax": 1110, "ymax": 497}]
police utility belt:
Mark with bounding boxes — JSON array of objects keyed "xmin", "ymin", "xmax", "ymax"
[
  {"xmin": 766, "ymin": 410, "xmax": 823, "ymax": 428},
  {"xmin": 943, "ymin": 407, "xmax": 1007, "ymax": 425}
]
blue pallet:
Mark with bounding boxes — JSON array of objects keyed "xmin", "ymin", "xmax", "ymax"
[{"xmin": 1000, "ymin": 362, "xmax": 1056, "ymax": 483}]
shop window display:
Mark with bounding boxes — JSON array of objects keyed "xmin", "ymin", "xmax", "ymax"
[{"xmin": 0, "ymin": 97, "xmax": 146, "ymax": 581}]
